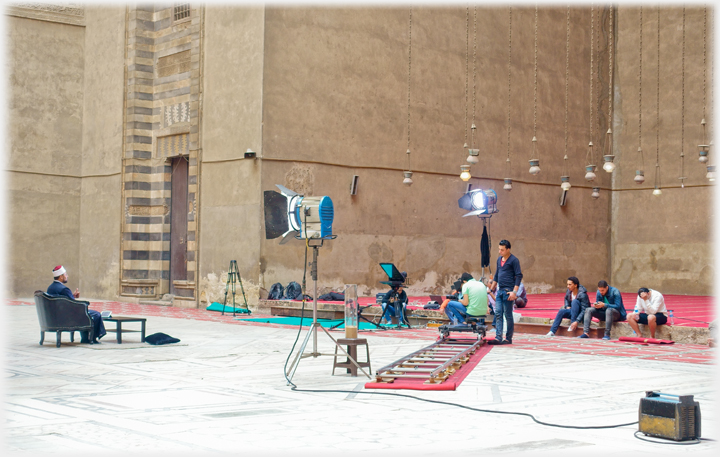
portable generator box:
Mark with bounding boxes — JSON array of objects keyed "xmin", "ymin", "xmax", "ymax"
[{"xmin": 638, "ymin": 391, "xmax": 701, "ymax": 441}]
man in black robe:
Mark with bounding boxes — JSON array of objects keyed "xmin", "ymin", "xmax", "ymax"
[{"xmin": 47, "ymin": 265, "xmax": 106, "ymax": 344}]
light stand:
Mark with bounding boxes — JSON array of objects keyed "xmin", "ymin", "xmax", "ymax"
[{"xmin": 285, "ymin": 239, "xmax": 371, "ymax": 383}]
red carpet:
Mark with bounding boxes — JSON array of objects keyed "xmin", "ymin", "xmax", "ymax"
[
  {"xmin": 618, "ymin": 336, "xmax": 674, "ymax": 344},
  {"xmin": 364, "ymin": 341, "xmax": 492, "ymax": 391},
  {"xmin": 323, "ymin": 292, "xmax": 714, "ymax": 328}
]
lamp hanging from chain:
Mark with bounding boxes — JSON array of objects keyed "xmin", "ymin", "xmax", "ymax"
[
  {"xmin": 698, "ymin": 6, "xmax": 710, "ymax": 164},
  {"xmin": 460, "ymin": 165, "xmax": 471, "ymax": 181},
  {"xmin": 561, "ymin": 155, "xmax": 571, "ymax": 190},
  {"xmin": 635, "ymin": 6, "xmax": 645, "ymax": 185},
  {"xmin": 602, "ymin": 5, "xmax": 616, "ymax": 174},
  {"xmin": 585, "ymin": 4, "xmax": 597, "ymax": 182},
  {"xmin": 503, "ymin": 7, "xmax": 514, "ymax": 191},
  {"xmin": 679, "ymin": 7, "xmax": 687, "ymax": 188},
  {"xmin": 403, "ymin": 8, "xmax": 413, "ymax": 187},
  {"xmin": 653, "ymin": 6, "xmax": 662, "ymax": 196},
  {"xmin": 591, "ymin": 187, "xmax": 600, "ymax": 198},
  {"xmin": 466, "ymin": 7, "xmax": 479, "ymax": 166},
  {"xmin": 528, "ymin": 5, "xmax": 541, "ymax": 175}
]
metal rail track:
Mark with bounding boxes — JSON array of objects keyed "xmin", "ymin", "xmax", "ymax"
[{"xmin": 374, "ymin": 337, "xmax": 485, "ymax": 385}]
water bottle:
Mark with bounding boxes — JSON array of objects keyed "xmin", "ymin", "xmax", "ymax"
[
  {"xmin": 634, "ymin": 303, "xmax": 640, "ymax": 314},
  {"xmin": 668, "ymin": 310, "xmax": 674, "ymax": 325}
]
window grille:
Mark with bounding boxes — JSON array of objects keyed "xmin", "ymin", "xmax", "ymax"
[{"xmin": 173, "ymin": 3, "xmax": 190, "ymax": 22}]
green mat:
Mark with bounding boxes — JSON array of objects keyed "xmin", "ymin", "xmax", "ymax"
[
  {"xmin": 207, "ymin": 302, "xmax": 251, "ymax": 314},
  {"xmin": 237, "ymin": 317, "xmax": 380, "ymax": 329}
]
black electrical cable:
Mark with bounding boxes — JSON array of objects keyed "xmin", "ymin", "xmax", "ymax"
[
  {"xmin": 633, "ymin": 431, "xmax": 714, "ymax": 445},
  {"xmin": 286, "ymin": 384, "xmax": 638, "ymax": 430}
]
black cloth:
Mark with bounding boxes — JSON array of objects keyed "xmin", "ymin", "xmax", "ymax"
[
  {"xmin": 318, "ymin": 292, "xmax": 345, "ymax": 301},
  {"xmin": 493, "ymin": 254, "xmax": 523, "ymax": 290},
  {"xmin": 564, "ymin": 285, "xmax": 591, "ymax": 323},
  {"xmin": 480, "ymin": 226, "xmax": 490, "ymax": 268},
  {"xmin": 145, "ymin": 332, "xmax": 181, "ymax": 345},
  {"xmin": 424, "ymin": 303, "xmax": 440, "ymax": 310},
  {"xmin": 47, "ymin": 281, "xmax": 106, "ymax": 342}
]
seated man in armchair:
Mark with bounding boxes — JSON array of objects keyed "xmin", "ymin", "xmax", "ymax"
[{"xmin": 48, "ymin": 265, "xmax": 107, "ymax": 344}]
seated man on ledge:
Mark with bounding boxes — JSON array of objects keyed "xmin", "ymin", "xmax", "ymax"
[
  {"xmin": 546, "ymin": 276, "xmax": 590, "ymax": 336},
  {"xmin": 628, "ymin": 287, "xmax": 668, "ymax": 339},
  {"xmin": 380, "ymin": 277, "xmax": 407, "ymax": 325},
  {"xmin": 443, "ymin": 273, "xmax": 487, "ymax": 325},
  {"xmin": 47, "ymin": 265, "xmax": 106, "ymax": 344},
  {"xmin": 578, "ymin": 279, "xmax": 626, "ymax": 341}
]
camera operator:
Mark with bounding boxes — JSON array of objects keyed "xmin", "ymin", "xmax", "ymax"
[
  {"xmin": 381, "ymin": 272, "xmax": 408, "ymax": 324},
  {"xmin": 443, "ymin": 273, "xmax": 488, "ymax": 325},
  {"xmin": 439, "ymin": 280, "xmax": 463, "ymax": 314}
]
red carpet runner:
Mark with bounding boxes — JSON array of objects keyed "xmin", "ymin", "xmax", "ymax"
[{"xmin": 364, "ymin": 342, "xmax": 492, "ymax": 391}]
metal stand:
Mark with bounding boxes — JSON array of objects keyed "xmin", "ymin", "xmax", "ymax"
[
  {"xmin": 221, "ymin": 260, "xmax": 249, "ymax": 316},
  {"xmin": 285, "ymin": 240, "xmax": 371, "ymax": 383}
]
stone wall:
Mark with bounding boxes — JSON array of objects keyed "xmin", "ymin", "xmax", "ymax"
[
  {"xmin": 258, "ymin": 6, "xmax": 613, "ymax": 296},
  {"xmin": 611, "ymin": 6, "xmax": 713, "ymax": 295},
  {"xmin": 6, "ymin": 13, "xmax": 85, "ymax": 296}
]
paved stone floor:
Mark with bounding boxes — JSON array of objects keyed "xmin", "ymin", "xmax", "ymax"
[{"xmin": 3, "ymin": 303, "xmax": 718, "ymax": 456}]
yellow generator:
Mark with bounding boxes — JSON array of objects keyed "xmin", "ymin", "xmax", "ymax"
[{"xmin": 638, "ymin": 391, "xmax": 701, "ymax": 441}]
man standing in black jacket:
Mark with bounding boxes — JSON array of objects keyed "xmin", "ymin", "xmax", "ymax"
[
  {"xmin": 546, "ymin": 276, "xmax": 590, "ymax": 336},
  {"xmin": 489, "ymin": 240, "xmax": 523, "ymax": 344}
]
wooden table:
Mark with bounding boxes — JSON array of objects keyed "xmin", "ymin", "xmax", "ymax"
[{"xmin": 102, "ymin": 316, "xmax": 147, "ymax": 344}]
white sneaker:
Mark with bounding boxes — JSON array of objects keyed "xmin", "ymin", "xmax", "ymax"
[{"xmin": 545, "ymin": 331, "xmax": 555, "ymax": 337}]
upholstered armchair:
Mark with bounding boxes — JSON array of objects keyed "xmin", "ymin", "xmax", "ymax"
[{"xmin": 34, "ymin": 291, "xmax": 94, "ymax": 347}]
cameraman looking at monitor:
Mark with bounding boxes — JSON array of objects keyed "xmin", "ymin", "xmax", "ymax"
[
  {"xmin": 381, "ymin": 272, "xmax": 408, "ymax": 325},
  {"xmin": 443, "ymin": 273, "xmax": 488, "ymax": 325}
]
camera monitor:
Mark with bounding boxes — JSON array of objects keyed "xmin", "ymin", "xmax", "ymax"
[{"xmin": 379, "ymin": 263, "xmax": 406, "ymax": 287}]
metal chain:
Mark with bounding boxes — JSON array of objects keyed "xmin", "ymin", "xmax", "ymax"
[
  {"xmin": 595, "ymin": 4, "xmax": 601, "ymax": 158},
  {"xmin": 703, "ymin": 4, "xmax": 707, "ymax": 120},
  {"xmin": 608, "ymin": 4, "xmax": 613, "ymax": 131},
  {"xmin": 406, "ymin": 6, "xmax": 412, "ymax": 171},
  {"xmin": 639, "ymin": 6, "xmax": 644, "ymax": 169},
  {"xmin": 471, "ymin": 6, "xmax": 477, "ymax": 148},
  {"xmin": 464, "ymin": 6, "xmax": 469, "ymax": 148},
  {"xmin": 709, "ymin": 4, "xmax": 714, "ymax": 149},
  {"xmin": 588, "ymin": 3, "xmax": 594, "ymax": 166},
  {"xmin": 533, "ymin": 4, "xmax": 538, "ymax": 139},
  {"xmin": 681, "ymin": 6, "xmax": 685, "ymax": 184},
  {"xmin": 564, "ymin": 5, "xmax": 570, "ymax": 157},
  {"xmin": 506, "ymin": 7, "xmax": 513, "ymax": 164},
  {"xmin": 656, "ymin": 4, "xmax": 661, "ymax": 184}
]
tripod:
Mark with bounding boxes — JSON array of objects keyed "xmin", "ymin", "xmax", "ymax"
[
  {"xmin": 285, "ymin": 239, "xmax": 371, "ymax": 382},
  {"xmin": 221, "ymin": 260, "xmax": 249, "ymax": 316}
]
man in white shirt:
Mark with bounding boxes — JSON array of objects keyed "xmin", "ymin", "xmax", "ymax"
[{"xmin": 628, "ymin": 287, "xmax": 668, "ymax": 339}]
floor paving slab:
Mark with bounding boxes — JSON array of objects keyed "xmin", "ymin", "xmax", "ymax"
[{"xmin": 2, "ymin": 302, "xmax": 718, "ymax": 456}]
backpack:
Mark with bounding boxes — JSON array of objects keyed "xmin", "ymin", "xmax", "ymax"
[
  {"xmin": 268, "ymin": 282, "xmax": 285, "ymax": 300},
  {"xmin": 284, "ymin": 281, "xmax": 303, "ymax": 300}
]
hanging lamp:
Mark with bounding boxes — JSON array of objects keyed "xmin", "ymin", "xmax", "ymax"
[
  {"xmin": 402, "ymin": 8, "xmax": 413, "ymax": 187},
  {"xmin": 528, "ymin": 6, "xmax": 541, "ymax": 176},
  {"xmin": 503, "ymin": 7, "xmax": 514, "ymax": 191},
  {"xmin": 603, "ymin": 7, "xmax": 616, "ymax": 173},
  {"xmin": 560, "ymin": 154, "xmax": 571, "ymax": 190},
  {"xmin": 460, "ymin": 165, "xmax": 471, "ymax": 181},
  {"xmin": 585, "ymin": 5, "xmax": 597, "ymax": 182},
  {"xmin": 706, "ymin": 165, "xmax": 716, "ymax": 181},
  {"xmin": 652, "ymin": 7, "xmax": 662, "ymax": 196},
  {"xmin": 591, "ymin": 187, "xmax": 600, "ymax": 199},
  {"xmin": 635, "ymin": 7, "xmax": 645, "ymax": 185}
]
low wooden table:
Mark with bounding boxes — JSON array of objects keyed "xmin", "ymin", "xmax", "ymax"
[{"xmin": 102, "ymin": 316, "xmax": 147, "ymax": 344}]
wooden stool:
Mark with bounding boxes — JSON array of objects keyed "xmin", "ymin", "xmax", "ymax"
[{"xmin": 332, "ymin": 338, "xmax": 371, "ymax": 377}]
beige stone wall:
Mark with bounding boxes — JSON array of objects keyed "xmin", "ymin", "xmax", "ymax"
[
  {"xmin": 78, "ymin": 7, "xmax": 125, "ymax": 298},
  {"xmin": 6, "ymin": 16, "xmax": 85, "ymax": 296},
  {"xmin": 197, "ymin": 6, "xmax": 265, "ymax": 303},
  {"xmin": 611, "ymin": 6, "xmax": 713, "ymax": 295},
  {"xmin": 258, "ymin": 6, "xmax": 612, "ymax": 295}
]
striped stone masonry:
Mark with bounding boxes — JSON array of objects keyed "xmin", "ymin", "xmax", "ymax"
[{"xmin": 121, "ymin": 4, "xmax": 203, "ymax": 301}]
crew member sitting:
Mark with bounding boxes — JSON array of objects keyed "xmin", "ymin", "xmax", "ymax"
[
  {"xmin": 443, "ymin": 273, "xmax": 487, "ymax": 325},
  {"xmin": 627, "ymin": 287, "xmax": 668, "ymax": 339},
  {"xmin": 438, "ymin": 281, "xmax": 462, "ymax": 315},
  {"xmin": 47, "ymin": 265, "xmax": 107, "ymax": 344},
  {"xmin": 381, "ymin": 281, "xmax": 407, "ymax": 325},
  {"xmin": 578, "ymin": 280, "xmax": 626, "ymax": 340},
  {"xmin": 546, "ymin": 276, "xmax": 590, "ymax": 336}
]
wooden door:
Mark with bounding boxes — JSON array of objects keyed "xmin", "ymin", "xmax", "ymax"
[{"xmin": 170, "ymin": 157, "xmax": 188, "ymax": 295}]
